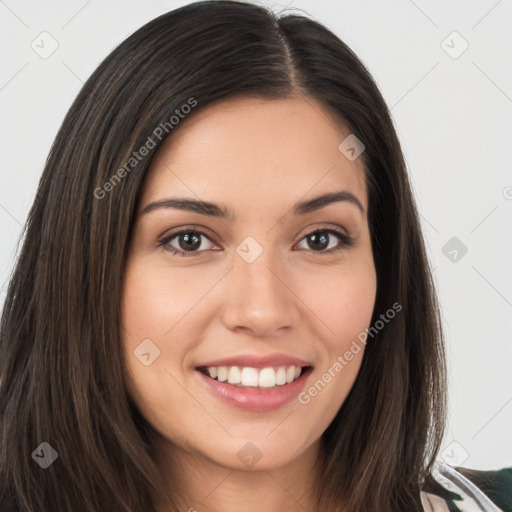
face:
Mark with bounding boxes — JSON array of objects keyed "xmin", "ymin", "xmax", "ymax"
[{"xmin": 120, "ymin": 96, "xmax": 377, "ymax": 477}]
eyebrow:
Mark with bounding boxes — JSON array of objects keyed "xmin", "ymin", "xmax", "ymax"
[{"xmin": 141, "ymin": 190, "xmax": 364, "ymax": 220}]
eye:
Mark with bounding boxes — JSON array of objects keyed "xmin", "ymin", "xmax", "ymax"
[
  {"xmin": 158, "ymin": 224, "xmax": 355, "ymax": 257},
  {"xmin": 295, "ymin": 225, "xmax": 355, "ymax": 254},
  {"xmin": 158, "ymin": 227, "xmax": 218, "ymax": 257}
]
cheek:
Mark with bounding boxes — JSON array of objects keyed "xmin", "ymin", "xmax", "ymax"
[
  {"xmin": 292, "ymin": 256, "xmax": 376, "ymax": 417},
  {"xmin": 119, "ymin": 261, "xmax": 205, "ymax": 438},
  {"xmin": 120, "ymin": 258, "xmax": 220, "ymax": 342},
  {"xmin": 119, "ymin": 261, "xmax": 190, "ymax": 402},
  {"xmin": 298, "ymin": 275, "xmax": 375, "ymax": 432},
  {"xmin": 305, "ymin": 256, "xmax": 377, "ymax": 350}
]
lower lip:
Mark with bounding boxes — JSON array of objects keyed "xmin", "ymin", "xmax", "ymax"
[{"xmin": 195, "ymin": 368, "xmax": 312, "ymax": 412}]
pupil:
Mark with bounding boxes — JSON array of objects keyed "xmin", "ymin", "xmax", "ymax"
[
  {"xmin": 180, "ymin": 233, "xmax": 200, "ymax": 251},
  {"xmin": 309, "ymin": 232, "xmax": 328, "ymax": 251}
]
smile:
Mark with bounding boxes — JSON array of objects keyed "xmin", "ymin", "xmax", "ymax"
[
  {"xmin": 194, "ymin": 353, "xmax": 314, "ymax": 411},
  {"xmin": 198, "ymin": 365, "xmax": 311, "ymax": 388}
]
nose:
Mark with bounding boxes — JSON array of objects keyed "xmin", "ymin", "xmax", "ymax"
[{"xmin": 220, "ymin": 248, "xmax": 301, "ymax": 337}]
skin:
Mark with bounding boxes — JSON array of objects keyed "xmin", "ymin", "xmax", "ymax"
[{"xmin": 120, "ymin": 96, "xmax": 377, "ymax": 512}]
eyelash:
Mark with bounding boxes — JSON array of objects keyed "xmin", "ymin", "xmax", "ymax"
[{"xmin": 157, "ymin": 224, "xmax": 355, "ymax": 258}]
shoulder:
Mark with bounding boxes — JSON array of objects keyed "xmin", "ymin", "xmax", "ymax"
[
  {"xmin": 456, "ymin": 466, "xmax": 512, "ymax": 511},
  {"xmin": 421, "ymin": 461, "xmax": 512, "ymax": 511}
]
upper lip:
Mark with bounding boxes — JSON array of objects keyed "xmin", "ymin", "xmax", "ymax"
[{"xmin": 196, "ymin": 353, "xmax": 312, "ymax": 369}]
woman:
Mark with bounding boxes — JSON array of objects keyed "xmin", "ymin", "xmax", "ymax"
[{"xmin": 0, "ymin": 1, "xmax": 510, "ymax": 511}]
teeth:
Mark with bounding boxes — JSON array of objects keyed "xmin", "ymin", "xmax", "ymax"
[
  {"xmin": 217, "ymin": 366, "xmax": 228, "ymax": 382},
  {"xmin": 275, "ymin": 366, "xmax": 287, "ymax": 385},
  {"xmin": 258, "ymin": 368, "xmax": 276, "ymax": 388},
  {"xmin": 227, "ymin": 366, "xmax": 241, "ymax": 384},
  {"xmin": 241, "ymin": 367, "xmax": 259, "ymax": 387},
  {"xmin": 202, "ymin": 365, "xmax": 306, "ymax": 388}
]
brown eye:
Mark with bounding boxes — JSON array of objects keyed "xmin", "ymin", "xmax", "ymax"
[
  {"xmin": 296, "ymin": 227, "xmax": 355, "ymax": 254},
  {"xmin": 158, "ymin": 229, "xmax": 217, "ymax": 257},
  {"xmin": 175, "ymin": 232, "xmax": 202, "ymax": 251},
  {"xmin": 158, "ymin": 225, "xmax": 355, "ymax": 258}
]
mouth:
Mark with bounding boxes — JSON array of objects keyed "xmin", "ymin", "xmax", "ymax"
[
  {"xmin": 195, "ymin": 363, "xmax": 313, "ymax": 412},
  {"xmin": 196, "ymin": 364, "xmax": 314, "ymax": 389}
]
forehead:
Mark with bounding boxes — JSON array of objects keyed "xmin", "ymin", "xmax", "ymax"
[{"xmin": 141, "ymin": 96, "xmax": 368, "ymax": 217}]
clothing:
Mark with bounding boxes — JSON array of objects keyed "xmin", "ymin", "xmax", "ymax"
[{"xmin": 421, "ymin": 461, "xmax": 512, "ymax": 511}]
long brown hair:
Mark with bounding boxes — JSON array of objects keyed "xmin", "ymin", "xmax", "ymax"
[{"xmin": 0, "ymin": 1, "xmax": 447, "ymax": 510}]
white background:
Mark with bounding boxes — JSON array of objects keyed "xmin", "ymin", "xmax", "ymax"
[{"xmin": 1, "ymin": 0, "xmax": 511, "ymax": 470}]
